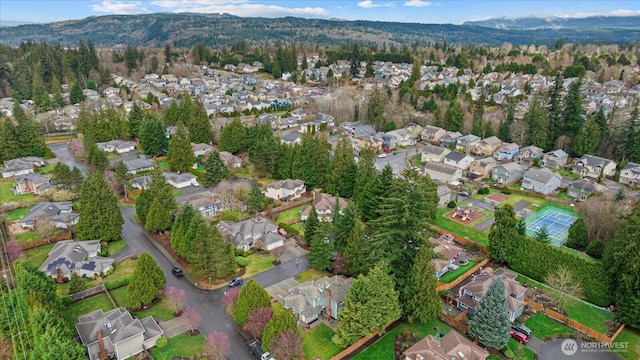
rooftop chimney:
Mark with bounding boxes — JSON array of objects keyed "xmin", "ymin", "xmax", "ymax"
[
  {"xmin": 97, "ymin": 330, "xmax": 108, "ymax": 359},
  {"xmin": 56, "ymin": 268, "xmax": 63, "ymax": 283},
  {"xmin": 326, "ymin": 288, "xmax": 332, "ymax": 318}
]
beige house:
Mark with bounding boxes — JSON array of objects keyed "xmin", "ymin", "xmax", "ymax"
[
  {"xmin": 422, "ymin": 162, "xmax": 463, "ymax": 184},
  {"xmin": 420, "ymin": 125, "xmax": 447, "ymax": 144},
  {"xmin": 620, "ymin": 162, "xmax": 640, "ymax": 185},
  {"xmin": 301, "ymin": 193, "xmax": 349, "ymax": 222},
  {"xmin": 421, "ymin": 144, "xmax": 451, "ymax": 163},
  {"xmin": 572, "ymin": 154, "xmax": 617, "ymax": 179},
  {"xmin": 468, "ymin": 157, "xmax": 496, "ymax": 181},
  {"xmin": 262, "ymin": 179, "xmax": 306, "ymax": 201},
  {"xmin": 472, "ymin": 136, "xmax": 502, "ymax": 157},
  {"xmin": 191, "ymin": 143, "xmax": 212, "ymax": 157},
  {"xmin": 541, "ymin": 149, "xmax": 569, "ymax": 169},
  {"xmin": 403, "ymin": 330, "xmax": 489, "ymax": 360},
  {"xmin": 14, "ymin": 173, "xmax": 51, "ymax": 195}
]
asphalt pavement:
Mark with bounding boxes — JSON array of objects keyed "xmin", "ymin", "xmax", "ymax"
[{"xmin": 48, "ymin": 142, "xmax": 89, "ymax": 177}]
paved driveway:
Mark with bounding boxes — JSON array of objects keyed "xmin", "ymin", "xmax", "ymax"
[
  {"xmin": 48, "ymin": 142, "xmax": 88, "ymax": 177},
  {"xmin": 540, "ymin": 339, "xmax": 623, "ymax": 360},
  {"xmin": 374, "ymin": 148, "xmax": 416, "ymax": 176}
]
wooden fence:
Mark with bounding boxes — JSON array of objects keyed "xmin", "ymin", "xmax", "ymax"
[
  {"xmin": 524, "ymin": 298, "xmax": 543, "ymax": 312},
  {"xmin": 545, "ymin": 308, "xmax": 569, "ymax": 323},
  {"xmin": 260, "ymin": 195, "xmax": 313, "ymax": 217},
  {"xmin": 438, "ymin": 313, "xmax": 469, "ymax": 334},
  {"xmin": 330, "ymin": 320, "xmax": 398, "ymax": 360},
  {"xmin": 436, "ymin": 258, "xmax": 490, "ymax": 291},
  {"xmin": 430, "ymin": 225, "xmax": 488, "ymax": 253},
  {"xmin": 69, "ymin": 284, "xmax": 106, "ymax": 302},
  {"xmin": 20, "ymin": 231, "xmax": 72, "ymax": 250}
]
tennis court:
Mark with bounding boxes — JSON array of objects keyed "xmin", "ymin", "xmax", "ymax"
[{"xmin": 524, "ymin": 205, "xmax": 577, "ymax": 247}]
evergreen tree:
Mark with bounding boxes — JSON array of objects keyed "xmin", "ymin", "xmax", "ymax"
[
  {"xmin": 618, "ymin": 100, "xmax": 640, "ymax": 163},
  {"xmin": 69, "ymin": 81, "xmax": 84, "ymax": 104},
  {"xmin": 291, "ymin": 133, "xmax": 330, "ymax": 189},
  {"xmin": 261, "ymin": 310, "xmax": 298, "ymax": 352},
  {"xmin": 365, "ymin": 55, "xmax": 375, "ymax": 78},
  {"xmin": 523, "ymin": 96, "xmax": 549, "ymax": 148},
  {"xmin": 603, "ymin": 205, "xmax": 640, "ymax": 330},
  {"xmin": 404, "ymin": 246, "xmax": 441, "ymax": 323},
  {"xmin": 163, "ymin": 101, "xmax": 180, "ymax": 126},
  {"xmin": 534, "ymin": 226, "xmax": 551, "ymax": 243},
  {"xmin": 342, "ymin": 218, "xmax": 367, "ymax": 276},
  {"xmin": 189, "ymin": 101, "xmax": 213, "ymax": 144},
  {"xmin": 183, "ymin": 212, "xmax": 210, "ymax": 261},
  {"xmin": 304, "ymin": 205, "xmax": 319, "ymax": 245},
  {"xmin": 593, "ymin": 107, "xmax": 609, "ymax": 139},
  {"xmin": 333, "ymin": 261, "xmax": 401, "ymax": 347},
  {"xmin": 443, "ymin": 100, "xmax": 465, "ymax": 132},
  {"xmin": 167, "ymin": 122, "xmax": 194, "ymax": 172},
  {"xmin": 127, "ymin": 252, "xmax": 166, "ymax": 309},
  {"xmin": 145, "ymin": 197, "xmax": 173, "ymax": 233},
  {"xmin": 219, "ymin": 118, "xmax": 247, "ymax": 154},
  {"xmin": 139, "ymin": 117, "xmax": 168, "ymax": 156},
  {"xmin": 128, "ymin": 101, "xmax": 143, "ymax": 138},
  {"xmin": 561, "ymin": 79, "xmax": 585, "ymax": 137},
  {"xmin": 572, "ymin": 118, "xmax": 601, "ymax": 156},
  {"xmin": 248, "ymin": 181, "xmax": 267, "ymax": 214},
  {"xmin": 366, "ymin": 88, "xmax": 385, "ymax": 130},
  {"xmin": 76, "ymin": 172, "xmax": 124, "ymax": 242},
  {"xmin": 309, "ymin": 223, "xmax": 334, "ymax": 271},
  {"xmin": 203, "ymin": 151, "xmax": 229, "ymax": 187},
  {"xmin": 566, "ymin": 218, "xmax": 587, "ymax": 250},
  {"xmin": 13, "ymin": 101, "xmax": 46, "ymax": 157},
  {"xmin": 341, "ymin": 163, "xmax": 357, "ymax": 199},
  {"xmin": 469, "ymin": 276, "xmax": 511, "ymax": 349},
  {"xmin": 547, "ymin": 73, "xmax": 564, "ymax": 147},
  {"xmin": 333, "ymin": 204, "xmax": 357, "ymax": 253},
  {"xmin": 136, "ymin": 169, "xmax": 176, "ymax": 223},
  {"xmin": 326, "ymin": 137, "xmax": 355, "ymax": 196},
  {"xmin": 50, "ymin": 75, "xmax": 65, "ymax": 107},
  {"xmin": 498, "ymin": 100, "xmax": 515, "ymax": 143},
  {"xmin": 488, "ymin": 205, "xmax": 520, "ymax": 263},
  {"xmin": 353, "ymin": 149, "xmax": 379, "ymax": 221},
  {"xmin": 0, "ymin": 119, "xmax": 20, "ymax": 162},
  {"xmin": 87, "ymin": 144, "xmax": 108, "ymax": 172},
  {"xmin": 234, "ymin": 279, "xmax": 272, "ymax": 326},
  {"xmin": 349, "ymin": 43, "xmax": 360, "ymax": 77},
  {"xmin": 171, "ymin": 203, "xmax": 196, "ymax": 256}
]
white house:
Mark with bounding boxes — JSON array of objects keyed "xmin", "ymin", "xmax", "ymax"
[
  {"xmin": 262, "ymin": 179, "xmax": 306, "ymax": 201},
  {"xmin": 163, "ymin": 172, "xmax": 198, "ymax": 188}
]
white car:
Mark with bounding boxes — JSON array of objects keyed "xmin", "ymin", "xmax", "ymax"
[
  {"xmin": 377, "ymin": 153, "xmax": 387, "ymax": 158},
  {"xmin": 192, "ymin": 181, "xmax": 200, "ymax": 187}
]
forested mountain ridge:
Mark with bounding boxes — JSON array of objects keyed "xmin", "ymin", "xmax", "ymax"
[
  {"xmin": 1, "ymin": 13, "xmax": 639, "ymax": 48},
  {"xmin": 464, "ymin": 15, "xmax": 640, "ymax": 30}
]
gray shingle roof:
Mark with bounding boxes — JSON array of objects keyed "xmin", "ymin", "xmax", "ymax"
[
  {"xmin": 523, "ymin": 168, "xmax": 560, "ymax": 183},
  {"xmin": 20, "ymin": 201, "xmax": 73, "ymax": 225}
]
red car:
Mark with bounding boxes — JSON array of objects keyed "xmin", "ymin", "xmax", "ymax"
[
  {"xmin": 510, "ymin": 329, "xmax": 528, "ymax": 344},
  {"xmin": 277, "ymin": 228, "xmax": 288, "ymax": 236}
]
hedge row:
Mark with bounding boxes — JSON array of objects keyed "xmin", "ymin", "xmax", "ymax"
[
  {"xmin": 506, "ymin": 235, "xmax": 611, "ymax": 306},
  {"xmin": 278, "ymin": 222, "xmax": 300, "ymax": 236},
  {"xmin": 104, "ymin": 275, "xmax": 132, "ymax": 290}
]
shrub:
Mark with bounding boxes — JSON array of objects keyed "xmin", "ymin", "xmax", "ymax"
[
  {"xmin": 503, "ymin": 348, "xmax": 515, "ymax": 359},
  {"xmin": 105, "ymin": 275, "xmax": 132, "ymax": 290},
  {"xmin": 478, "ymin": 187, "xmax": 490, "ymax": 194},
  {"xmin": 501, "ymin": 189, "xmax": 511, "ymax": 195},
  {"xmin": 586, "ymin": 241, "xmax": 605, "ymax": 259},
  {"xmin": 235, "ymin": 256, "xmax": 249, "ymax": 267},
  {"xmin": 155, "ymin": 336, "xmax": 168, "ymax": 348},
  {"xmin": 105, "ymin": 269, "xmax": 113, "ymax": 276},
  {"xmin": 447, "ymin": 200, "xmax": 457, "ymax": 208}
]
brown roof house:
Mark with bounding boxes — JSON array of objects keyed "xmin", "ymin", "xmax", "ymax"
[
  {"xmin": 541, "ymin": 149, "xmax": 569, "ymax": 169},
  {"xmin": 76, "ymin": 307, "xmax": 163, "ymax": 360},
  {"xmin": 515, "ymin": 145, "xmax": 543, "ymax": 165},
  {"xmin": 403, "ymin": 330, "xmax": 489, "ymax": 360},
  {"xmin": 218, "ymin": 151, "xmax": 243, "ymax": 168},
  {"xmin": 429, "ymin": 234, "xmax": 469, "ymax": 278},
  {"xmin": 262, "ymin": 179, "xmax": 306, "ymax": 201},
  {"xmin": 283, "ymin": 275, "xmax": 354, "ymax": 325},
  {"xmin": 468, "ymin": 157, "xmax": 496, "ymax": 181},
  {"xmin": 301, "ymin": 193, "xmax": 349, "ymax": 222},
  {"xmin": 180, "ymin": 191, "xmax": 224, "ymax": 218},
  {"xmin": 472, "ymin": 136, "xmax": 502, "ymax": 157},
  {"xmin": 13, "ymin": 173, "xmax": 52, "ymax": 195},
  {"xmin": 457, "ymin": 268, "xmax": 527, "ymax": 321}
]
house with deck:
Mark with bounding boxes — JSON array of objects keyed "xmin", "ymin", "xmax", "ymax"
[
  {"xmin": 457, "ymin": 268, "xmax": 526, "ymax": 321},
  {"xmin": 455, "ymin": 134, "xmax": 481, "ymax": 154},
  {"xmin": 468, "ymin": 157, "xmax": 496, "ymax": 181},
  {"xmin": 19, "ymin": 201, "xmax": 78, "ymax": 230},
  {"xmin": 521, "ymin": 168, "xmax": 562, "ymax": 195},
  {"xmin": 492, "ymin": 163, "xmax": 524, "ymax": 185},
  {"xmin": 300, "ymin": 193, "xmax": 349, "ymax": 222},
  {"xmin": 572, "ymin": 154, "xmax": 617, "ymax": 179},
  {"xmin": 283, "ymin": 276, "xmax": 354, "ymax": 325},
  {"xmin": 13, "ymin": 174, "xmax": 52, "ymax": 195},
  {"xmin": 420, "ymin": 125, "xmax": 447, "ymax": 144},
  {"xmin": 95, "ymin": 140, "xmax": 135, "ymax": 154},
  {"xmin": 180, "ymin": 191, "xmax": 223, "ymax": 218},
  {"xmin": 429, "ymin": 234, "xmax": 467, "ymax": 278},
  {"xmin": 444, "ymin": 151, "xmax": 474, "ymax": 171}
]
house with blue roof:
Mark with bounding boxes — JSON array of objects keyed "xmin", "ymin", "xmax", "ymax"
[{"xmin": 39, "ymin": 240, "xmax": 114, "ymax": 282}]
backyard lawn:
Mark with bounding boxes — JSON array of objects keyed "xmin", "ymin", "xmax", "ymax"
[
  {"xmin": 291, "ymin": 222, "xmax": 305, "ymax": 235},
  {"xmin": 507, "ymin": 338, "xmax": 535, "ymax": 360},
  {"xmin": 108, "ymin": 285, "xmax": 175, "ymax": 320},
  {"xmin": 244, "ymin": 253, "xmax": 276, "ymax": 277},
  {"xmin": 434, "ymin": 208, "xmax": 489, "ymax": 246},
  {"xmin": 23, "ymin": 243, "xmax": 55, "ymax": 266},
  {"xmin": 149, "ymin": 333, "xmax": 206, "ymax": 360},
  {"xmin": 303, "ymin": 323, "xmax": 344, "ymax": 360},
  {"xmin": 63, "ymin": 294, "xmax": 115, "ymax": 331},
  {"xmin": 109, "ymin": 285, "xmax": 129, "ymax": 307},
  {"xmin": 16, "ymin": 232, "xmax": 43, "ymax": 243},
  {"xmin": 0, "ymin": 179, "xmax": 37, "ymax": 204},
  {"xmin": 352, "ymin": 320, "xmax": 451, "ymax": 360},
  {"xmin": 6, "ymin": 206, "xmax": 31, "ymax": 221},
  {"xmin": 276, "ymin": 206, "xmax": 303, "ymax": 224},
  {"xmin": 295, "ymin": 268, "xmax": 333, "ymax": 283},
  {"xmin": 37, "ymin": 163, "xmax": 57, "ymax": 174},
  {"xmin": 525, "ymin": 313, "xmax": 575, "ymax": 340},
  {"xmin": 106, "ymin": 238, "xmax": 127, "ymax": 256},
  {"xmin": 438, "ymin": 260, "xmax": 479, "ymax": 283},
  {"xmin": 616, "ymin": 329, "xmax": 640, "ymax": 360}
]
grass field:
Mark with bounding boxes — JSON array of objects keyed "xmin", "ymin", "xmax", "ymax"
[
  {"xmin": 616, "ymin": 329, "xmax": 640, "ymax": 360},
  {"xmin": 276, "ymin": 206, "xmax": 304, "ymax": 224},
  {"xmin": 507, "ymin": 338, "xmax": 535, "ymax": 360},
  {"xmin": 37, "ymin": 163, "xmax": 57, "ymax": 174},
  {"xmin": 434, "ymin": 208, "xmax": 489, "ymax": 246},
  {"xmin": 0, "ymin": 179, "xmax": 37, "ymax": 204},
  {"xmin": 106, "ymin": 238, "xmax": 127, "ymax": 256},
  {"xmin": 352, "ymin": 320, "xmax": 451, "ymax": 360},
  {"xmin": 16, "ymin": 232, "xmax": 42, "ymax": 243},
  {"xmin": 6, "ymin": 206, "xmax": 31, "ymax": 221},
  {"xmin": 295, "ymin": 268, "xmax": 333, "ymax": 283},
  {"xmin": 63, "ymin": 294, "xmax": 115, "ymax": 331},
  {"xmin": 291, "ymin": 222, "xmax": 305, "ymax": 235},
  {"xmin": 438, "ymin": 260, "xmax": 479, "ymax": 283},
  {"xmin": 149, "ymin": 333, "xmax": 206, "ymax": 360},
  {"xmin": 109, "ymin": 285, "xmax": 175, "ymax": 321},
  {"xmin": 525, "ymin": 313, "xmax": 575, "ymax": 340},
  {"xmin": 244, "ymin": 253, "xmax": 276, "ymax": 277},
  {"xmin": 303, "ymin": 323, "xmax": 344, "ymax": 360},
  {"xmin": 23, "ymin": 243, "xmax": 55, "ymax": 266}
]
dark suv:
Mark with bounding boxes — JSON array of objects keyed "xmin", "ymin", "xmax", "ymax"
[
  {"xmin": 511, "ymin": 323, "xmax": 532, "ymax": 338},
  {"xmin": 228, "ymin": 277, "xmax": 243, "ymax": 287},
  {"xmin": 171, "ymin": 267, "xmax": 183, "ymax": 277}
]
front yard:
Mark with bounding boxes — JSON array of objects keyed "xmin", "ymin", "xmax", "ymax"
[
  {"xmin": 244, "ymin": 253, "xmax": 276, "ymax": 277},
  {"xmin": 63, "ymin": 293, "xmax": 115, "ymax": 331},
  {"xmin": 149, "ymin": 332, "xmax": 206, "ymax": 360},
  {"xmin": 506, "ymin": 338, "xmax": 535, "ymax": 360},
  {"xmin": 303, "ymin": 323, "xmax": 344, "ymax": 360},
  {"xmin": 525, "ymin": 313, "xmax": 575, "ymax": 340}
]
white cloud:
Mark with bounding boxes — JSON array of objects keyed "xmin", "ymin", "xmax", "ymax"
[
  {"xmin": 404, "ymin": 0, "xmax": 432, "ymax": 7},
  {"xmin": 609, "ymin": 9, "xmax": 640, "ymax": 16},
  {"xmin": 358, "ymin": 0, "xmax": 381, "ymax": 8},
  {"xmin": 89, "ymin": 0, "xmax": 149, "ymax": 15},
  {"xmin": 150, "ymin": 0, "xmax": 329, "ymax": 18}
]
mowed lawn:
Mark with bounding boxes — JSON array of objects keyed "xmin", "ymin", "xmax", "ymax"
[
  {"xmin": 63, "ymin": 294, "xmax": 115, "ymax": 331},
  {"xmin": 295, "ymin": 268, "xmax": 333, "ymax": 283},
  {"xmin": 244, "ymin": 253, "xmax": 276, "ymax": 277},
  {"xmin": 438, "ymin": 260, "xmax": 478, "ymax": 283},
  {"xmin": 525, "ymin": 313, "xmax": 575, "ymax": 340},
  {"xmin": 616, "ymin": 329, "xmax": 640, "ymax": 360},
  {"xmin": 303, "ymin": 323, "xmax": 344, "ymax": 360},
  {"xmin": 0, "ymin": 178, "xmax": 37, "ymax": 204},
  {"xmin": 23, "ymin": 243, "xmax": 55, "ymax": 267},
  {"xmin": 507, "ymin": 338, "xmax": 535, "ymax": 360},
  {"xmin": 276, "ymin": 206, "xmax": 304, "ymax": 224},
  {"xmin": 108, "ymin": 285, "xmax": 175, "ymax": 321},
  {"xmin": 149, "ymin": 333, "xmax": 206, "ymax": 360},
  {"xmin": 434, "ymin": 208, "xmax": 489, "ymax": 247},
  {"xmin": 352, "ymin": 320, "xmax": 451, "ymax": 360},
  {"xmin": 6, "ymin": 206, "xmax": 31, "ymax": 221}
]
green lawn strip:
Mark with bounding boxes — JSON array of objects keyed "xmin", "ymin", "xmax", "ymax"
[
  {"xmin": 616, "ymin": 329, "xmax": 640, "ymax": 360},
  {"xmin": 109, "ymin": 285, "xmax": 129, "ymax": 307},
  {"xmin": 558, "ymin": 246, "xmax": 600, "ymax": 264},
  {"xmin": 6, "ymin": 206, "xmax": 31, "ymax": 221},
  {"xmin": 303, "ymin": 323, "xmax": 344, "ymax": 360},
  {"xmin": 149, "ymin": 332, "xmax": 206, "ymax": 360},
  {"xmin": 23, "ymin": 243, "xmax": 55, "ymax": 266},
  {"xmin": 507, "ymin": 338, "xmax": 535, "ymax": 360},
  {"xmin": 172, "ymin": 190, "xmax": 183, "ymax": 197},
  {"xmin": 16, "ymin": 232, "xmax": 43, "ymax": 243},
  {"xmin": 244, "ymin": 254, "xmax": 276, "ymax": 277},
  {"xmin": 291, "ymin": 222, "xmax": 305, "ymax": 235},
  {"xmin": 63, "ymin": 294, "xmax": 115, "ymax": 331},
  {"xmin": 554, "ymin": 169, "xmax": 580, "ymax": 180},
  {"xmin": 555, "ymin": 191, "xmax": 572, "ymax": 201},
  {"xmin": 438, "ymin": 260, "xmax": 479, "ymax": 283},
  {"xmin": 276, "ymin": 206, "xmax": 304, "ymax": 223},
  {"xmin": 294, "ymin": 268, "xmax": 333, "ymax": 283},
  {"xmin": 352, "ymin": 320, "xmax": 451, "ymax": 360},
  {"xmin": 0, "ymin": 179, "xmax": 37, "ymax": 204},
  {"xmin": 158, "ymin": 160, "xmax": 170, "ymax": 170},
  {"xmin": 107, "ymin": 239, "xmax": 127, "ymax": 256},
  {"xmin": 525, "ymin": 313, "xmax": 575, "ymax": 340},
  {"xmin": 135, "ymin": 298, "xmax": 175, "ymax": 321},
  {"xmin": 37, "ymin": 163, "xmax": 57, "ymax": 174},
  {"xmin": 435, "ymin": 208, "xmax": 489, "ymax": 246}
]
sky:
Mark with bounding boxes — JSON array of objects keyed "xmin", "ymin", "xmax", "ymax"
[{"xmin": 1, "ymin": 0, "xmax": 640, "ymax": 25}]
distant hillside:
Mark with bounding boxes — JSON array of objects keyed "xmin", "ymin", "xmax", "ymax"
[
  {"xmin": 1, "ymin": 13, "xmax": 639, "ymax": 48},
  {"xmin": 464, "ymin": 15, "xmax": 640, "ymax": 30}
]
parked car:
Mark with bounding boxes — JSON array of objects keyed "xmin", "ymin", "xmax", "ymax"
[
  {"xmin": 228, "ymin": 277, "xmax": 243, "ymax": 287},
  {"xmin": 377, "ymin": 153, "xmax": 387, "ymax": 158},
  {"xmin": 171, "ymin": 267, "xmax": 183, "ymax": 277},
  {"xmin": 511, "ymin": 323, "xmax": 532, "ymax": 338},
  {"xmin": 510, "ymin": 329, "xmax": 528, "ymax": 344},
  {"xmin": 248, "ymin": 339, "xmax": 274, "ymax": 360},
  {"xmin": 277, "ymin": 228, "xmax": 288, "ymax": 236}
]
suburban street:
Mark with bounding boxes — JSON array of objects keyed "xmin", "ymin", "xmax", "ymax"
[
  {"xmin": 374, "ymin": 147, "xmax": 418, "ymax": 175},
  {"xmin": 48, "ymin": 142, "xmax": 89, "ymax": 177}
]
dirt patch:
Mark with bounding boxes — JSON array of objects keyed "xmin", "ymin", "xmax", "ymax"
[
  {"xmin": 444, "ymin": 207, "xmax": 486, "ymax": 225},
  {"xmin": 9, "ymin": 223, "xmax": 30, "ymax": 235},
  {"xmin": 486, "ymin": 193, "xmax": 509, "ymax": 203}
]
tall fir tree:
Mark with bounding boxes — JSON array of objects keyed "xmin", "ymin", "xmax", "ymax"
[
  {"xmin": 202, "ymin": 151, "xmax": 229, "ymax": 187},
  {"xmin": 547, "ymin": 72, "xmax": 564, "ymax": 148},
  {"xmin": 171, "ymin": 203, "xmax": 196, "ymax": 256},
  {"xmin": 127, "ymin": 252, "xmax": 166, "ymax": 309},
  {"xmin": 167, "ymin": 121, "xmax": 194, "ymax": 172},
  {"xmin": 261, "ymin": 310, "xmax": 298, "ymax": 352},
  {"xmin": 366, "ymin": 88, "xmax": 385, "ymax": 130},
  {"xmin": 50, "ymin": 75, "xmax": 65, "ymax": 107},
  {"xmin": 219, "ymin": 118, "xmax": 247, "ymax": 154},
  {"xmin": 309, "ymin": 222, "xmax": 334, "ymax": 271},
  {"xmin": 248, "ymin": 181, "xmax": 267, "ymax": 214},
  {"xmin": 139, "ymin": 117, "xmax": 168, "ymax": 157},
  {"xmin": 69, "ymin": 81, "xmax": 84, "ymax": 104},
  {"xmin": 353, "ymin": 148, "xmax": 379, "ymax": 221},
  {"xmin": 468, "ymin": 276, "xmax": 511, "ymax": 349},
  {"xmin": 0, "ymin": 118, "xmax": 20, "ymax": 162},
  {"xmin": 498, "ymin": 100, "xmax": 515, "ymax": 143},
  {"xmin": 342, "ymin": 218, "xmax": 367, "ymax": 276},
  {"xmin": 13, "ymin": 101, "xmax": 46, "ymax": 157},
  {"xmin": 128, "ymin": 101, "xmax": 143, "ymax": 138},
  {"xmin": 234, "ymin": 279, "xmax": 272, "ymax": 326},
  {"xmin": 523, "ymin": 96, "xmax": 549, "ymax": 149},
  {"xmin": 561, "ymin": 79, "xmax": 585, "ymax": 137},
  {"xmin": 76, "ymin": 171, "xmax": 124, "ymax": 242},
  {"xmin": 404, "ymin": 246, "xmax": 441, "ymax": 323},
  {"xmin": 136, "ymin": 169, "xmax": 176, "ymax": 223},
  {"xmin": 488, "ymin": 205, "xmax": 520, "ymax": 263},
  {"xmin": 326, "ymin": 137, "xmax": 355, "ymax": 196},
  {"xmin": 189, "ymin": 101, "xmax": 213, "ymax": 144},
  {"xmin": 304, "ymin": 205, "xmax": 319, "ymax": 245},
  {"xmin": 572, "ymin": 118, "xmax": 601, "ymax": 157},
  {"xmin": 145, "ymin": 197, "xmax": 173, "ymax": 233},
  {"xmin": 443, "ymin": 100, "xmax": 465, "ymax": 132}
]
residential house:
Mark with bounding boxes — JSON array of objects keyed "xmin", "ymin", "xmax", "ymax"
[
  {"xmin": 422, "ymin": 162, "xmax": 463, "ymax": 184},
  {"xmin": 421, "ymin": 144, "xmax": 451, "ymax": 163},
  {"xmin": 420, "ymin": 125, "xmax": 447, "ymax": 144},
  {"xmin": 76, "ymin": 308, "xmax": 163, "ymax": 360},
  {"xmin": 217, "ymin": 215, "xmax": 285, "ymax": 251},
  {"xmin": 386, "ymin": 128, "xmax": 416, "ymax": 146},
  {"xmin": 572, "ymin": 154, "xmax": 617, "ymax": 179},
  {"xmin": 440, "ymin": 131, "xmax": 463, "ymax": 148},
  {"xmin": 444, "ymin": 151, "xmax": 474, "ymax": 171},
  {"xmin": 218, "ymin": 151, "xmax": 243, "ymax": 169},
  {"xmin": 39, "ymin": 240, "xmax": 114, "ymax": 282},
  {"xmin": 301, "ymin": 193, "xmax": 349, "ymax": 222},
  {"xmin": 455, "ymin": 134, "xmax": 481, "ymax": 154},
  {"xmin": 437, "ymin": 185, "xmax": 454, "ymax": 208},
  {"xmin": 457, "ymin": 268, "xmax": 527, "ymax": 321},
  {"xmin": 19, "ymin": 201, "xmax": 78, "ymax": 230},
  {"xmin": 492, "ymin": 163, "xmax": 524, "ymax": 185},
  {"xmin": 541, "ymin": 149, "xmax": 569, "ymax": 169},
  {"xmin": 130, "ymin": 175, "xmax": 151, "ymax": 190},
  {"xmin": 516, "ymin": 145, "xmax": 544, "ymax": 165},
  {"xmin": 13, "ymin": 174, "xmax": 52, "ymax": 195},
  {"xmin": 494, "ymin": 142, "xmax": 520, "ymax": 161},
  {"xmin": 290, "ymin": 108, "xmax": 308, "ymax": 120},
  {"xmin": 403, "ymin": 330, "xmax": 489, "ymax": 360},
  {"xmin": 472, "ymin": 136, "xmax": 502, "ymax": 157},
  {"xmin": 468, "ymin": 157, "xmax": 496, "ymax": 181},
  {"xmin": 429, "ymin": 234, "xmax": 467, "ymax": 278},
  {"xmin": 262, "ymin": 179, "xmax": 306, "ymax": 201},
  {"xmin": 280, "ymin": 133, "xmax": 302, "ymax": 146},
  {"xmin": 620, "ymin": 162, "xmax": 640, "ymax": 185},
  {"xmin": 0, "ymin": 156, "xmax": 46, "ymax": 178},
  {"xmin": 122, "ymin": 158, "xmax": 154, "ymax": 175},
  {"xmin": 191, "ymin": 143, "xmax": 212, "ymax": 157},
  {"xmin": 95, "ymin": 140, "xmax": 135, "ymax": 154},
  {"xmin": 283, "ymin": 276, "xmax": 354, "ymax": 325},
  {"xmin": 181, "ymin": 191, "xmax": 223, "ymax": 218},
  {"xmin": 521, "ymin": 168, "xmax": 562, "ymax": 195},
  {"xmin": 567, "ymin": 179, "xmax": 597, "ymax": 201},
  {"xmin": 165, "ymin": 125, "xmax": 178, "ymax": 138},
  {"xmin": 163, "ymin": 172, "xmax": 198, "ymax": 189}
]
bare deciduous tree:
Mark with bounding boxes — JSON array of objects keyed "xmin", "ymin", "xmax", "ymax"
[
  {"xmin": 577, "ymin": 195, "xmax": 622, "ymax": 244},
  {"xmin": 544, "ymin": 266, "xmax": 584, "ymax": 312},
  {"xmin": 163, "ymin": 286, "xmax": 186, "ymax": 314},
  {"xmin": 36, "ymin": 215, "xmax": 57, "ymax": 240}
]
